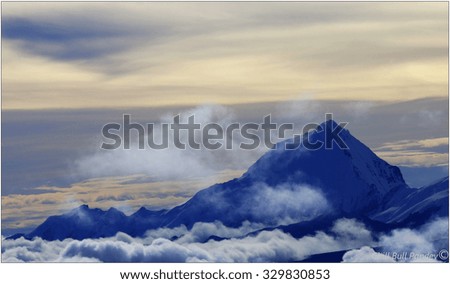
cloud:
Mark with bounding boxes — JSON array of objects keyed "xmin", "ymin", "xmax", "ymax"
[
  {"xmin": 1, "ymin": 3, "xmax": 176, "ymax": 64},
  {"xmin": 375, "ymin": 137, "xmax": 448, "ymax": 151},
  {"xmin": 3, "ymin": 218, "xmax": 447, "ymax": 262},
  {"xmin": 2, "ymin": 218, "xmax": 375, "ymax": 262},
  {"xmin": 1, "ymin": 235, "xmax": 69, "ymax": 262},
  {"xmin": 374, "ymin": 137, "xmax": 449, "ymax": 167},
  {"xmin": 343, "ymin": 218, "xmax": 448, "ymax": 263},
  {"xmin": 375, "ymin": 151, "xmax": 448, "ymax": 167},
  {"xmin": 342, "ymin": 246, "xmax": 395, "ymax": 262},
  {"xmin": 378, "ymin": 217, "xmax": 448, "ymax": 261},
  {"xmin": 242, "ymin": 183, "xmax": 330, "ymax": 226},
  {"xmin": 61, "ymin": 238, "xmax": 194, "ymax": 262},
  {"xmin": 72, "ymin": 105, "xmax": 266, "ymax": 180},
  {"xmin": 188, "ymin": 219, "xmax": 375, "ymax": 262},
  {"xmin": 2, "ymin": 17, "xmax": 136, "ymax": 61},
  {"xmin": 174, "ymin": 221, "xmax": 264, "ymax": 244},
  {"xmin": 331, "ymin": 218, "xmax": 373, "ymax": 247},
  {"xmin": 133, "ymin": 222, "xmax": 261, "ymax": 245}
]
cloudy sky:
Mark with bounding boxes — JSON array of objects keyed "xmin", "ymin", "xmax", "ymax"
[
  {"xmin": 2, "ymin": 2, "xmax": 448, "ymax": 109},
  {"xmin": 1, "ymin": 2, "xmax": 448, "ymax": 234}
]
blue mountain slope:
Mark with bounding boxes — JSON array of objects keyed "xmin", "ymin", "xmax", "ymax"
[
  {"xmin": 371, "ymin": 176, "xmax": 449, "ymax": 225},
  {"xmin": 14, "ymin": 120, "xmax": 448, "ymax": 241}
]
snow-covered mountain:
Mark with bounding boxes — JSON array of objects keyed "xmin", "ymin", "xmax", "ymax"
[
  {"xmin": 243, "ymin": 120, "xmax": 407, "ymax": 213},
  {"xmin": 154, "ymin": 120, "xmax": 411, "ymax": 228},
  {"xmin": 12, "ymin": 120, "xmax": 448, "ymax": 241}
]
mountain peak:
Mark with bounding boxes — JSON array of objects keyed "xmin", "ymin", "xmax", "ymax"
[
  {"xmin": 131, "ymin": 206, "xmax": 167, "ymax": 218},
  {"xmin": 318, "ymin": 119, "xmax": 340, "ymax": 130},
  {"xmin": 245, "ymin": 119, "xmax": 406, "ymax": 214},
  {"xmin": 78, "ymin": 204, "xmax": 89, "ymax": 210},
  {"xmin": 69, "ymin": 204, "xmax": 90, "ymax": 214},
  {"xmin": 136, "ymin": 206, "xmax": 148, "ymax": 213}
]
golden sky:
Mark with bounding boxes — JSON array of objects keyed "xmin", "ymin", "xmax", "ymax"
[{"xmin": 2, "ymin": 2, "xmax": 448, "ymax": 110}]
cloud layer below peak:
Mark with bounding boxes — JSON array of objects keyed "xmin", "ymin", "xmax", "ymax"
[{"xmin": 2, "ymin": 218, "xmax": 447, "ymax": 263}]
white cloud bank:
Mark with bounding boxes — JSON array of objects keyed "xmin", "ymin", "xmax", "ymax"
[
  {"xmin": 2, "ymin": 218, "xmax": 371, "ymax": 262},
  {"xmin": 3, "ymin": 218, "xmax": 446, "ymax": 263},
  {"xmin": 343, "ymin": 218, "xmax": 448, "ymax": 263}
]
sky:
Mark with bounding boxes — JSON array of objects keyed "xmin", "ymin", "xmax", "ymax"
[
  {"xmin": 2, "ymin": 2, "xmax": 448, "ymax": 109},
  {"xmin": 1, "ymin": 2, "xmax": 448, "ymax": 235}
]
